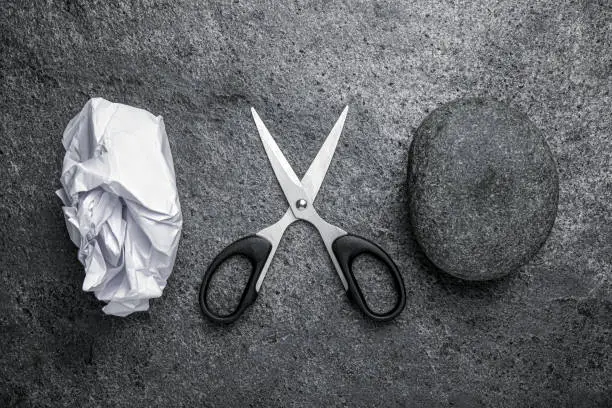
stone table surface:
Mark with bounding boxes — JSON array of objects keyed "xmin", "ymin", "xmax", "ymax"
[{"xmin": 1, "ymin": 1, "xmax": 610, "ymax": 407}]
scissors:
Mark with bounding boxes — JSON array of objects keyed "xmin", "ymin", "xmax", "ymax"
[{"xmin": 199, "ymin": 106, "xmax": 406, "ymax": 323}]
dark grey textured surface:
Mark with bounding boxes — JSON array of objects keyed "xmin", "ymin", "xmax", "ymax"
[
  {"xmin": 408, "ymin": 98, "xmax": 559, "ymax": 280},
  {"xmin": 1, "ymin": 1, "xmax": 611, "ymax": 407}
]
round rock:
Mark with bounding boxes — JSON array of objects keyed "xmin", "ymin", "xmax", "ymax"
[{"xmin": 408, "ymin": 98, "xmax": 559, "ymax": 280}]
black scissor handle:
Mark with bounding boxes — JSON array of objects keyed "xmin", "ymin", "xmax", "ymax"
[
  {"xmin": 199, "ymin": 235, "xmax": 272, "ymax": 324},
  {"xmin": 332, "ymin": 234, "xmax": 406, "ymax": 322}
]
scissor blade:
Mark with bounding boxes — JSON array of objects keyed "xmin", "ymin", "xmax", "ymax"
[
  {"xmin": 301, "ymin": 106, "xmax": 348, "ymax": 201},
  {"xmin": 251, "ymin": 107, "xmax": 306, "ymax": 205}
]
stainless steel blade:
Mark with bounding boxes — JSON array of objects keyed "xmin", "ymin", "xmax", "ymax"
[
  {"xmin": 254, "ymin": 208, "xmax": 296, "ymax": 290},
  {"xmin": 251, "ymin": 107, "xmax": 310, "ymax": 207},
  {"xmin": 301, "ymin": 106, "xmax": 348, "ymax": 201},
  {"xmin": 250, "ymin": 107, "xmax": 350, "ymax": 291}
]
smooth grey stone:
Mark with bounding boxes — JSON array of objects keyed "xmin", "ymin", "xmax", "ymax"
[{"xmin": 408, "ymin": 98, "xmax": 559, "ymax": 280}]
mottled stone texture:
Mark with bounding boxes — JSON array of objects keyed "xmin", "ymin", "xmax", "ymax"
[
  {"xmin": 408, "ymin": 98, "xmax": 559, "ymax": 280},
  {"xmin": 0, "ymin": 1, "xmax": 611, "ymax": 407}
]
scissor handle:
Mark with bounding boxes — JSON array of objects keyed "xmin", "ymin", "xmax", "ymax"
[
  {"xmin": 332, "ymin": 234, "xmax": 406, "ymax": 322},
  {"xmin": 199, "ymin": 235, "xmax": 272, "ymax": 324}
]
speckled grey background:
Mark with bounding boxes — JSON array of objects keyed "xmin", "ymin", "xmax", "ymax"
[{"xmin": 1, "ymin": 1, "xmax": 610, "ymax": 407}]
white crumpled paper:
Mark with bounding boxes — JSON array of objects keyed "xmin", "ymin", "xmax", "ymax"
[{"xmin": 57, "ymin": 98, "xmax": 183, "ymax": 316}]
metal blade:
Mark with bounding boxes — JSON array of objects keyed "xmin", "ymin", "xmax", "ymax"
[
  {"xmin": 301, "ymin": 106, "xmax": 348, "ymax": 201},
  {"xmin": 251, "ymin": 107, "xmax": 307, "ymax": 206}
]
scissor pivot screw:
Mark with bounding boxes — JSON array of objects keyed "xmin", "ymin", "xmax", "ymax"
[{"xmin": 296, "ymin": 199, "xmax": 308, "ymax": 210}]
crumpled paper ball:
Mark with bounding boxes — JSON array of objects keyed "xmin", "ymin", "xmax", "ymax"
[{"xmin": 56, "ymin": 98, "xmax": 183, "ymax": 316}]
